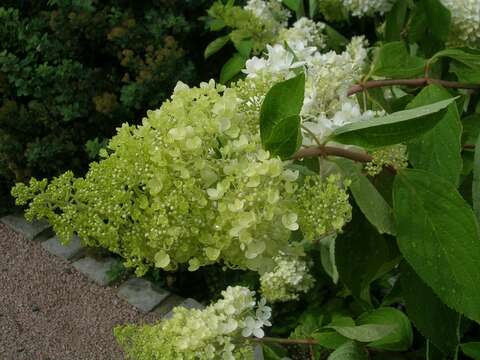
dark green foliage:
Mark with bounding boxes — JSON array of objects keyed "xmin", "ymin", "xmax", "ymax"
[{"xmin": 0, "ymin": 0, "xmax": 215, "ymax": 215}]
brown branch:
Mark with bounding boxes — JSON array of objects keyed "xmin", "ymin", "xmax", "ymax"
[
  {"xmin": 347, "ymin": 77, "xmax": 480, "ymax": 96},
  {"xmin": 292, "ymin": 145, "xmax": 373, "ymax": 163}
]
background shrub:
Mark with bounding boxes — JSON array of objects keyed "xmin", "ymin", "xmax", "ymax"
[{"xmin": 0, "ymin": 0, "xmax": 217, "ymax": 215}]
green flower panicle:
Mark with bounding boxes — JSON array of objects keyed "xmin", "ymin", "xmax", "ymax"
[{"xmin": 296, "ymin": 174, "xmax": 352, "ymax": 242}]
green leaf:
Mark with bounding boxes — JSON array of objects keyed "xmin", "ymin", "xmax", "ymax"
[
  {"xmin": 357, "ymin": 308, "xmax": 413, "ymax": 351},
  {"xmin": 328, "ymin": 341, "xmax": 368, "ymax": 360},
  {"xmin": 232, "ymin": 38, "xmax": 253, "ymax": 58},
  {"xmin": 309, "ymin": 0, "xmax": 318, "ymax": 18},
  {"xmin": 406, "ymin": 85, "xmax": 463, "ymax": 186},
  {"xmin": 282, "ymin": 0, "xmax": 300, "ymax": 11},
  {"xmin": 262, "ymin": 344, "xmax": 289, "ymax": 359},
  {"xmin": 312, "ymin": 330, "xmax": 349, "ymax": 349},
  {"xmin": 336, "ymin": 159, "xmax": 396, "ymax": 235},
  {"xmin": 462, "ymin": 114, "xmax": 480, "ymax": 147},
  {"xmin": 220, "ymin": 53, "xmax": 246, "ymax": 84},
  {"xmin": 319, "ymin": 234, "xmax": 339, "ymax": 283},
  {"xmin": 371, "ymin": 42, "xmax": 425, "ymax": 78},
  {"xmin": 430, "ymin": 48, "xmax": 480, "ymax": 83},
  {"xmin": 330, "ymin": 98, "xmax": 456, "ymax": 149},
  {"xmin": 407, "ymin": 0, "xmax": 450, "ymax": 55},
  {"xmin": 262, "ymin": 115, "xmax": 302, "ymax": 159},
  {"xmin": 336, "ymin": 208, "xmax": 400, "ymax": 307},
  {"xmin": 473, "ymin": 133, "xmax": 480, "ymax": 223},
  {"xmin": 324, "ymin": 24, "xmax": 348, "ymax": 53},
  {"xmin": 260, "ymin": 73, "xmax": 305, "ymax": 158},
  {"xmin": 400, "ymin": 262, "xmax": 459, "ymax": 354},
  {"xmin": 385, "ymin": 0, "xmax": 409, "ymax": 42},
  {"xmin": 204, "ymin": 36, "xmax": 230, "ymax": 59},
  {"xmin": 328, "ymin": 324, "xmax": 395, "ymax": 343},
  {"xmin": 393, "ymin": 169, "xmax": 480, "ymax": 323},
  {"xmin": 461, "ymin": 342, "xmax": 480, "ymax": 359}
]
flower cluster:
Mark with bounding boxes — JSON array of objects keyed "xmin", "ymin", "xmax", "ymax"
[
  {"xmin": 314, "ymin": 0, "xmax": 393, "ymax": 19},
  {"xmin": 441, "ymin": 0, "xmax": 480, "ymax": 47},
  {"xmin": 341, "ymin": 0, "xmax": 394, "ymax": 16},
  {"xmin": 207, "ymin": 0, "xmax": 290, "ymax": 55},
  {"xmin": 13, "ymin": 80, "xmax": 303, "ymax": 275},
  {"xmin": 260, "ymin": 255, "xmax": 315, "ymax": 302},
  {"xmin": 295, "ymin": 175, "xmax": 352, "ymax": 241},
  {"xmin": 243, "ymin": 34, "xmax": 370, "ymax": 143},
  {"xmin": 13, "ymin": 1, "xmax": 367, "ymax": 278},
  {"xmin": 114, "ymin": 286, "xmax": 271, "ymax": 359},
  {"xmin": 365, "ymin": 144, "xmax": 408, "ymax": 176}
]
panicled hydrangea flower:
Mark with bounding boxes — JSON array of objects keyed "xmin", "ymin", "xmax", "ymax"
[
  {"xmin": 303, "ymin": 36, "xmax": 369, "ymax": 122},
  {"xmin": 302, "ymin": 101, "xmax": 383, "ymax": 144},
  {"xmin": 243, "ymin": 44, "xmax": 305, "ymax": 79},
  {"xmin": 260, "ymin": 255, "xmax": 315, "ymax": 302},
  {"xmin": 115, "ymin": 286, "xmax": 272, "ymax": 359},
  {"xmin": 245, "ymin": 0, "xmax": 290, "ymax": 27},
  {"xmin": 278, "ymin": 17, "xmax": 327, "ymax": 55},
  {"xmin": 296, "ymin": 174, "xmax": 352, "ymax": 241},
  {"xmin": 13, "ymin": 80, "xmax": 301, "ymax": 275},
  {"xmin": 208, "ymin": 0, "xmax": 291, "ymax": 55},
  {"xmin": 365, "ymin": 144, "xmax": 408, "ymax": 176},
  {"xmin": 242, "ymin": 35, "xmax": 371, "ymax": 146},
  {"xmin": 341, "ymin": 0, "xmax": 394, "ymax": 16},
  {"xmin": 440, "ymin": 0, "xmax": 480, "ymax": 47}
]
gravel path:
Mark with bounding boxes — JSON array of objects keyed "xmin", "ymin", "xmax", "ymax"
[{"xmin": 0, "ymin": 223, "xmax": 160, "ymax": 360}]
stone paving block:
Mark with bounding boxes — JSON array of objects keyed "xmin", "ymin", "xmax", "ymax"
[
  {"xmin": 41, "ymin": 235, "xmax": 84, "ymax": 261},
  {"xmin": 153, "ymin": 294, "xmax": 185, "ymax": 317},
  {"xmin": 118, "ymin": 278, "xmax": 171, "ymax": 313},
  {"xmin": 0, "ymin": 214, "xmax": 51, "ymax": 241},
  {"xmin": 72, "ymin": 256, "xmax": 120, "ymax": 286},
  {"xmin": 164, "ymin": 297, "xmax": 204, "ymax": 319}
]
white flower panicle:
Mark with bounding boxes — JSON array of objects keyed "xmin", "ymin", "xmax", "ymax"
[
  {"xmin": 279, "ymin": 17, "xmax": 327, "ymax": 53},
  {"xmin": 341, "ymin": 0, "xmax": 394, "ymax": 16},
  {"xmin": 260, "ymin": 255, "xmax": 315, "ymax": 302},
  {"xmin": 115, "ymin": 286, "xmax": 272, "ymax": 359},
  {"xmin": 441, "ymin": 0, "xmax": 480, "ymax": 47},
  {"xmin": 245, "ymin": 0, "xmax": 290, "ymax": 27}
]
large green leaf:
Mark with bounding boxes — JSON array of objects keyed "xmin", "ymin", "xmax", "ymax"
[
  {"xmin": 407, "ymin": 0, "xmax": 450, "ymax": 55},
  {"xmin": 312, "ymin": 330, "xmax": 349, "ymax": 349},
  {"xmin": 336, "ymin": 208, "xmax": 400, "ymax": 307},
  {"xmin": 474, "ymin": 134, "xmax": 480, "ymax": 224},
  {"xmin": 385, "ymin": 0, "xmax": 409, "ymax": 42},
  {"xmin": 357, "ymin": 308, "xmax": 413, "ymax": 351},
  {"xmin": 260, "ymin": 73, "xmax": 305, "ymax": 158},
  {"xmin": 327, "ymin": 324, "xmax": 395, "ymax": 343},
  {"xmin": 328, "ymin": 341, "xmax": 368, "ymax": 360},
  {"xmin": 319, "ymin": 234, "xmax": 339, "ymax": 283},
  {"xmin": 336, "ymin": 159, "xmax": 396, "ymax": 235},
  {"xmin": 232, "ymin": 38, "xmax": 253, "ymax": 58},
  {"xmin": 461, "ymin": 342, "xmax": 480, "ymax": 359},
  {"xmin": 204, "ymin": 36, "xmax": 230, "ymax": 59},
  {"xmin": 371, "ymin": 42, "xmax": 425, "ymax": 78},
  {"xmin": 430, "ymin": 48, "xmax": 480, "ymax": 83},
  {"xmin": 393, "ymin": 169, "xmax": 480, "ymax": 323},
  {"xmin": 220, "ymin": 53, "xmax": 246, "ymax": 84},
  {"xmin": 406, "ymin": 85, "xmax": 463, "ymax": 186},
  {"xmin": 400, "ymin": 262, "xmax": 459, "ymax": 354},
  {"xmin": 330, "ymin": 98, "xmax": 456, "ymax": 149}
]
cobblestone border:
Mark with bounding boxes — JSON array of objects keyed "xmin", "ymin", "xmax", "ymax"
[
  {"xmin": 0, "ymin": 214, "xmax": 203, "ymax": 315},
  {"xmin": 1, "ymin": 213, "xmax": 264, "ymax": 359}
]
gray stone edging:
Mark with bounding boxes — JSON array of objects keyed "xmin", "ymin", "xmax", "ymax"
[
  {"xmin": 41, "ymin": 235, "xmax": 84, "ymax": 261},
  {"xmin": 118, "ymin": 277, "xmax": 171, "ymax": 313},
  {"xmin": 1, "ymin": 214, "xmax": 52, "ymax": 241}
]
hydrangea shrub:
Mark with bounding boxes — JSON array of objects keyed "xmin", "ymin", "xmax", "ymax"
[{"xmin": 12, "ymin": 0, "xmax": 480, "ymax": 359}]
